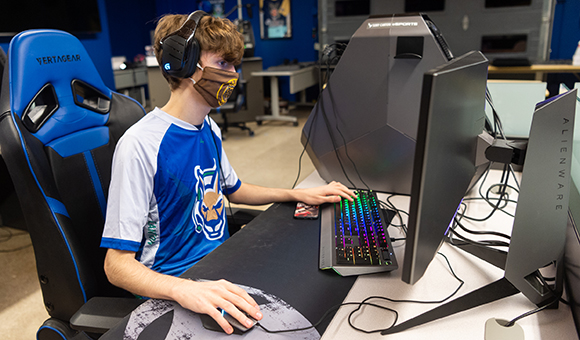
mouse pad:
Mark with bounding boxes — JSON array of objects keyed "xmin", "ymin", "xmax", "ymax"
[{"xmin": 120, "ymin": 282, "xmax": 320, "ymax": 340}]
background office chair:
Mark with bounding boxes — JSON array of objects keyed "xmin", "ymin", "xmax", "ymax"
[{"xmin": 0, "ymin": 30, "xmax": 145, "ymax": 339}]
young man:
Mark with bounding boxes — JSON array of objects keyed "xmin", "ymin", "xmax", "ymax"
[{"xmin": 101, "ymin": 13, "xmax": 354, "ymax": 334}]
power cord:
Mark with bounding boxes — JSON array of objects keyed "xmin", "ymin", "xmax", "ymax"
[{"xmin": 503, "ymin": 270, "xmax": 566, "ymax": 327}]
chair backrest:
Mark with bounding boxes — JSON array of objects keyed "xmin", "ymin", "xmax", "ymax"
[{"xmin": 0, "ymin": 30, "xmax": 144, "ymax": 322}]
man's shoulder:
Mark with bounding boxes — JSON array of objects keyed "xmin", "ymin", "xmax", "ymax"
[{"xmin": 121, "ymin": 110, "xmax": 171, "ymax": 142}]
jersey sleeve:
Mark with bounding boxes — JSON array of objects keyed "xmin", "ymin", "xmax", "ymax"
[{"xmin": 101, "ymin": 131, "xmax": 158, "ymax": 252}]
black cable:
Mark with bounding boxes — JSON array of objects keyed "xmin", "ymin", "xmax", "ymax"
[
  {"xmin": 290, "ymin": 144, "xmax": 308, "ymax": 190},
  {"xmin": 0, "ymin": 243, "xmax": 32, "ymax": 253},
  {"xmin": 290, "ymin": 96, "xmax": 318, "ymax": 189},
  {"xmin": 256, "ymin": 252, "xmax": 463, "ymax": 334},
  {"xmin": 347, "ymin": 252, "xmax": 464, "ymax": 334},
  {"xmin": 448, "ymin": 204, "xmax": 511, "ymax": 248},
  {"xmin": 447, "ymin": 228, "xmax": 510, "ymax": 248},
  {"xmin": 325, "ymin": 82, "xmax": 370, "ymax": 191},
  {"xmin": 209, "ymin": 118, "xmax": 238, "ymax": 227},
  {"xmin": 293, "ymin": 43, "xmax": 352, "ymax": 190},
  {"xmin": 462, "ymin": 163, "xmax": 515, "ymax": 222},
  {"xmin": 504, "ymin": 299, "xmax": 557, "ymax": 327},
  {"xmin": 0, "ymin": 225, "xmax": 15, "ymax": 242},
  {"xmin": 0, "ymin": 226, "xmax": 32, "ymax": 252},
  {"xmin": 346, "ymin": 297, "xmax": 399, "ymax": 334},
  {"xmin": 453, "ymin": 218, "xmax": 511, "ymax": 241},
  {"xmin": 455, "ymin": 162, "xmax": 518, "ymax": 229},
  {"xmin": 334, "ymin": 125, "xmax": 370, "ymax": 190},
  {"xmin": 316, "ymin": 42, "xmax": 368, "ymax": 190},
  {"xmin": 379, "ymin": 198, "xmax": 407, "ymax": 234},
  {"xmin": 504, "ymin": 266, "xmax": 568, "ymax": 327},
  {"xmin": 508, "ymin": 164, "xmax": 521, "ymax": 190},
  {"xmin": 319, "ymin": 43, "xmax": 346, "ymax": 93},
  {"xmin": 317, "ymin": 87, "xmax": 357, "ymax": 189},
  {"xmin": 485, "ymin": 88, "xmax": 506, "ymax": 140}
]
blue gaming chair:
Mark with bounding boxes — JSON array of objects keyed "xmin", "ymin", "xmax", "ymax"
[{"xmin": 0, "ymin": 30, "xmax": 145, "ymax": 339}]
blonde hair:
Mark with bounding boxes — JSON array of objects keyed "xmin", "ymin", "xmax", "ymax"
[{"xmin": 153, "ymin": 14, "xmax": 244, "ymax": 90}]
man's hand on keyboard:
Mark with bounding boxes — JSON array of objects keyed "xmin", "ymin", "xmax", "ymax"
[{"xmin": 294, "ymin": 181, "xmax": 356, "ymax": 205}]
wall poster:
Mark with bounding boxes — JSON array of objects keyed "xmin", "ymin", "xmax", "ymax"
[{"xmin": 259, "ymin": 0, "xmax": 291, "ymax": 39}]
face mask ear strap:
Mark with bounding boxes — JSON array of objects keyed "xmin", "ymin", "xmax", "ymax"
[{"xmin": 190, "ymin": 63, "xmax": 204, "ymax": 85}]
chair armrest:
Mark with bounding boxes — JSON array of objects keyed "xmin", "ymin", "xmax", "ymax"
[{"xmin": 70, "ymin": 297, "xmax": 145, "ymax": 334}]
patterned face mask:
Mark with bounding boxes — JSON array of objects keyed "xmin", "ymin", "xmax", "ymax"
[{"xmin": 191, "ymin": 63, "xmax": 239, "ymax": 108}]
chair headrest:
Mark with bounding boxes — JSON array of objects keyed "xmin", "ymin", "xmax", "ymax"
[{"xmin": 8, "ymin": 29, "xmax": 112, "ymax": 145}]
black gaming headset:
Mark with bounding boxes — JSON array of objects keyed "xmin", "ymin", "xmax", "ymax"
[{"xmin": 160, "ymin": 11, "xmax": 209, "ymax": 79}]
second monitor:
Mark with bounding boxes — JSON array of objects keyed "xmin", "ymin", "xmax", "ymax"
[{"xmin": 402, "ymin": 50, "xmax": 489, "ymax": 285}]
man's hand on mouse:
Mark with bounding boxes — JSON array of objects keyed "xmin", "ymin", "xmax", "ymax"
[{"xmin": 173, "ymin": 279, "xmax": 263, "ymax": 334}]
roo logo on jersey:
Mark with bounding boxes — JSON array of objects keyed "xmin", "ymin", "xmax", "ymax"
[{"xmin": 192, "ymin": 161, "xmax": 225, "ymax": 240}]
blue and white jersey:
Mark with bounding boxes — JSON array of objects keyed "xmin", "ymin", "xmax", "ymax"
[{"xmin": 101, "ymin": 108, "xmax": 241, "ymax": 276}]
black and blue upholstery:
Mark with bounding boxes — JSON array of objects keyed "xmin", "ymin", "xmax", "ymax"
[{"xmin": 0, "ymin": 30, "xmax": 145, "ymax": 339}]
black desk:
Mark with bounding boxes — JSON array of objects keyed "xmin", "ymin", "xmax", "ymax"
[{"xmin": 100, "ymin": 202, "xmax": 357, "ymax": 339}]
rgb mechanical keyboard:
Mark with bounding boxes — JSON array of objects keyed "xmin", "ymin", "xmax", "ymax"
[{"xmin": 319, "ymin": 190, "xmax": 398, "ymax": 276}]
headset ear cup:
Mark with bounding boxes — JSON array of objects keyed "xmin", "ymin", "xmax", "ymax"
[
  {"xmin": 183, "ymin": 39, "xmax": 201, "ymax": 78},
  {"xmin": 160, "ymin": 10, "xmax": 208, "ymax": 79},
  {"xmin": 160, "ymin": 35, "xmax": 187, "ymax": 78}
]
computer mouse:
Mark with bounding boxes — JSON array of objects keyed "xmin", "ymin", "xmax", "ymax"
[
  {"xmin": 484, "ymin": 318, "xmax": 524, "ymax": 340},
  {"xmin": 223, "ymin": 310, "xmax": 258, "ymax": 334},
  {"xmin": 200, "ymin": 309, "xmax": 258, "ymax": 335}
]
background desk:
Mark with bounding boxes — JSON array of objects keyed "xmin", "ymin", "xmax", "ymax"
[
  {"xmin": 113, "ymin": 67, "xmax": 148, "ymax": 107},
  {"xmin": 488, "ymin": 64, "xmax": 580, "ymax": 81},
  {"xmin": 251, "ymin": 65, "xmax": 318, "ymax": 125}
]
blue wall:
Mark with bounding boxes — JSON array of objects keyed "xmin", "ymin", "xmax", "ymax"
[
  {"xmin": 550, "ymin": 0, "xmax": 580, "ymax": 60},
  {"xmin": 2, "ymin": 1, "xmax": 579, "ymax": 101},
  {"xmin": 108, "ymin": 0, "xmax": 318, "ymax": 69},
  {"xmin": 105, "ymin": 0, "xmax": 157, "ymax": 63},
  {"xmin": 143, "ymin": 0, "xmax": 319, "ymax": 101},
  {"xmin": 0, "ymin": 0, "xmax": 115, "ymax": 89}
]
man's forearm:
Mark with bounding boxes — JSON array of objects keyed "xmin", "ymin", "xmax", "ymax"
[
  {"xmin": 227, "ymin": 183, "xmax": 296, "ymax": 205},
  {"xmin": 104, "ymin": 249, "xmax": 186, "ymax": 301},
  {"xmin": 103, "ymin": 248, "xmax": 263, "ymax": 335},
  {"xmin": 227, "ymin": 182, "xmax": 355, "ymax": 206}
]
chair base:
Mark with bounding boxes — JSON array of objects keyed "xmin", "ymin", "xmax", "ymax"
[
  {"xmin": 222, "ymin": 122, "xmax": 255, "ymax": 139},
  {"xmin": 37, "ymin": 318, "xmax": 94, "ymax": 340}
]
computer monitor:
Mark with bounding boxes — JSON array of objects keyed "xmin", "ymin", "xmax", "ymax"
[
  {"xmin": 383, "ymin": 88, "xmax": 577, "ymax": 335},
  {"xmin": 562, "ymin": 85, "xmax": 580, "ymax": 334},
  {"xmin": 402, "ymin": 50, "xmax": 489, "ymax": 285}
]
